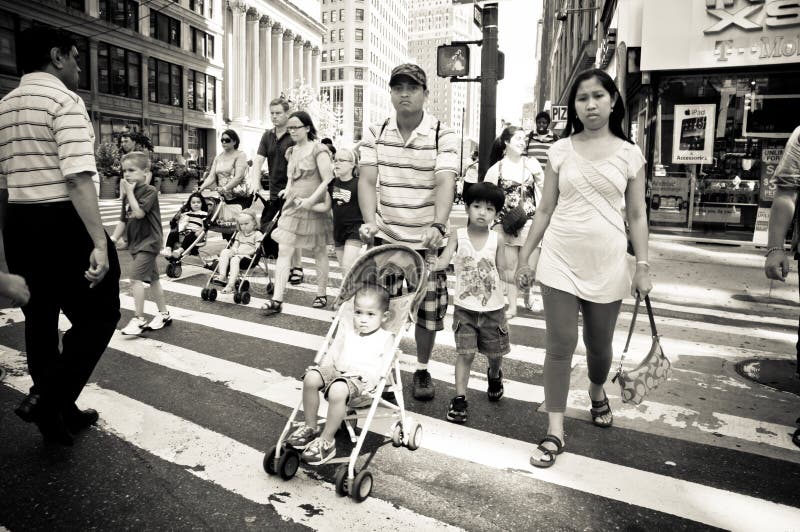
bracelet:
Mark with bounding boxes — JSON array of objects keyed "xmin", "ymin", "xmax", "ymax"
[
  {"xmin": 636, "ymin": 260, "xmax": 650, "ymax": 267},
  {"xmin": 765, "ymin": 246, "xmax": 785, "ymax": 257}
]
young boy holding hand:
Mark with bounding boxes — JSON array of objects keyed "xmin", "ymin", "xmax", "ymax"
[{"xmin": 111, "ymin": 152, "xmax": 172, "ymax": 334}]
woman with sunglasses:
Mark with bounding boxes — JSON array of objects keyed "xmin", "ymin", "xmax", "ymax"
[
  {"xmin": 262, "ymin": 111, "xmax": 334, "ymax": 314},
  {"xmin": 198, "ymin": 129, "xmax": 248, "ymax": 198}
]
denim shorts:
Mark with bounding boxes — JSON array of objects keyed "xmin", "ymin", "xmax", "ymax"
[
  {"xmin": 305, "ymin": 365, "xmax": 370, "ymax": 405},
  {"xmin": 452, "ymin": 306, "xmax": 510, "ymax": 358}
]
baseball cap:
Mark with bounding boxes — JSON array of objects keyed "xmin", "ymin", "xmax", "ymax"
[{"xmin": 389, "ymin": 63, "xmax": 427, "ymax": 89}]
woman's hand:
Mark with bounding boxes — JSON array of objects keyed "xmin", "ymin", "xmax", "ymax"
[
  {"xmin": 631, "ymin": 264, "xmax": 653, "ymax": 299},
  {"xmin": 516, "ymin": 265, "xmax": 533, "ymax": 289},
  {"xmin": 297, "ymin": 198, "xmax": 314, "ymax": 210}
]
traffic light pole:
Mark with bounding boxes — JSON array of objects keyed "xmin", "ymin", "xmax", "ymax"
[{"xmin": 478, "ymin": 2, "xmax": 498, "ymax": 180}]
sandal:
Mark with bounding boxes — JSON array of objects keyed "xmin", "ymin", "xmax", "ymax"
[
  {"xmin": 288, "ymin": 267, "xmax": 304, "ymax": 285},
  {"xmin": 793, "ymin": 417, "xmax": 800, "ymax": 449},
  {"xmin": 530, "ymin": 434, "xmax": 564, "ymax": 469},
  {"xmin": 487, "ymin": 368, "xmax": 504, "ymax": 402},
  {"xmin": 261, "ymin": 299, "xmax": 282, "ymax": 314},
  {"xmin": 312, "ymin": 296, "xmax": 327, "ymax": 308},
  {"xmin": 590, "ymin": 390, "xmax": 613, "ymax": 428}
]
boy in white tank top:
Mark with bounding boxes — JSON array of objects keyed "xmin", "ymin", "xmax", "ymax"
[{"xmin": 433, "ymin": 182, "xmax": 516, "ymax": 424}]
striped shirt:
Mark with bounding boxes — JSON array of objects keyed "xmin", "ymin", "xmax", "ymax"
[
  {"xmin": 0, "ymin": 72, "xmax": 97, "ymax": 204},
  {"xmin": 525, "ymin": 130, "xmax": 558, "ymax": 170},
  {"xmin": 360, "ymin": 112, "xmax": 458, "ymax": 247},
  {"xmin": 178, "ymin": 210, "xmax": 208, "ymax": 233}
]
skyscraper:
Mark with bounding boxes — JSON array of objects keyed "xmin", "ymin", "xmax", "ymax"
[{"xmin": 319, "ymin": 0, "xmax": 409, "ymax": 143}]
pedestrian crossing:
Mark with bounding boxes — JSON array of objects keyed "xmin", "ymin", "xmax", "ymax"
[{"xmin": 1, "ymin": 248, "xmax": 799, "ymax": 530}]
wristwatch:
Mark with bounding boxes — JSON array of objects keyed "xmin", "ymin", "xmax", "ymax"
[{"xmin": 431, "ymin": 222, "xmax": 447, "ymax": 237}]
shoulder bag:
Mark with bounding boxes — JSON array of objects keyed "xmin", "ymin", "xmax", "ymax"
[
  {"xmin": 612, "ymin": 294, "xmax": 671, "ymax": 405},
  {"xmin": 500, "ymin": 161, "xmax": 534, "ymax": 237}
]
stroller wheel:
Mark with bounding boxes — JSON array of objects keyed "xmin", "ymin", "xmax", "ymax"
[
  {"xmin": 279, "ymin": 449, "xmax": 300, "ymax": 480},
  {"xmin": 390, "ymin": 421, "xmax": 403, "ymax": 447},
  {"xmin": 263, "ymin": 446, "xmax": 278, "ymax": 475},
  {"xmin": 239, "ymin": 280, "xmax": 250, "ymax": 292},
  {"xmin": 233, "ymin": 292, "xmax": 242, "ymax": 304},
  {"xmin": 406, "ymin": 421, "xmax": 423, "ymax": 451},
  {"xmin": 208, "ymin": 288, "xmax": 218, "ymax": 302},
  {"xmin": 240, "ymin": 291, "xmax": 251, "ymax": 305},
  {"xmin": 334, "ymin": 465, "xmax": 349, "ymax": 496},
  {"xmin": 201, "ymin": 288, "xmax": 209, "ymax": 301},
  {"xmin": 266, "ymin": 282, "xmax": 274, "ymax": 296},
  {"xmin": 166, "ymin": 262, "xmax": 182, "ymax": 278},
  {"xmin": 351, "ymin": 469, "xmax": 373, "ymax": 502}
]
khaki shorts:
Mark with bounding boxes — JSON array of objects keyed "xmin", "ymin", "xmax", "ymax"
[
  {"xmin": 131, "ymin": 251, "xmax": 159, "ymax": 283},
  {"xmin": 305, "ymin": 365, "xmax": 371, "ymax": 405}
]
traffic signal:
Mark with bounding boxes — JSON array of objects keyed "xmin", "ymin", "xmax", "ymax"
[
  {"xmin": 437, "ymin": 44, "xmax": 470, "ymax": 77},
  {"xmin": 743, "ymin": 92, "xmax": 753, "ymax": 113}
]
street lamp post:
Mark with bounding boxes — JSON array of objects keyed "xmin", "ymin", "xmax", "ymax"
[{"xmin": 459, "ymin": 105, "xmax": 465, "ymax": 176}]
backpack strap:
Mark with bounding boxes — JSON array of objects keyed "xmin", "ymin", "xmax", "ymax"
[{"xmin": 435, "ymin": 119, "xmax": 441, "ymax": 152}]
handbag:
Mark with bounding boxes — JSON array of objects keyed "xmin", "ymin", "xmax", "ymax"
[
  {"xmin": 500, "ymin": 161, "xmax": 534, "ymax": 237},
  {"xmin": 612, "ymin": 294, "xmax": 671, "ymax": 405}
]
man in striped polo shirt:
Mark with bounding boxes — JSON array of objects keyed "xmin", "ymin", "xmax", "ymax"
[
  {"xmin": 525, "ymin": 111, "xmax": 559, "ymax": 170},
  {"xmin": 359, "ymin": 63, "xmax": 459, "ymax": 400},
  {"xmin": 0, "ymin": 27, "xmax": 121, "ymax": 445}
]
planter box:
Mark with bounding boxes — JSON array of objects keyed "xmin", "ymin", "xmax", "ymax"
[
  {"xmin": 179, "ymin": 178, "xmax": 199, "ymax": 193},
  {"xmin": 99, "ymin": 176, "xmax": 120, "ymax": 199},
  {"xmin": 160, "ymin": 179, "xmax": 179, "ymax": 194}
]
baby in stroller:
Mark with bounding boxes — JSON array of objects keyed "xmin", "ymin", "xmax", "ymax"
[
  {"xmin": 162, "ymin": 192, "xmax": 208, "ymax": 259},
  {"xmin": 216, "ymin": 209, "xmax": 263, "ymax": 293},
  {"xmin": 286, "ymin": 284, "xmax": 395, "ymax": 465}
]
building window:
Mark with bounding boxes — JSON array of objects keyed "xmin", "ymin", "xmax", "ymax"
[
  {"xmin": 98, "ymin": 115, "xmax": 142, "ymax": 144},
  {"xmin": 355, "ymin": 8, "xmax": 364, "ymax": 21},
  {"xmin": 148, "ymin": 58, "xmax": 182, "ymax": 107},
  {"xmin": 322, "ymin": 11, "xmax": 328, "ymax": 23},
  {"xmin": 321, "ymin": 70, "xmax": 327, "ymax": 82},
  {"xmin": 187, "ymin": 126, "xmax": 207, "ymax": 167},
  {"xmin": 188, "ymin": 70, "xmax": 216, "ymax": 113},
  {"xmin": 330, "ymin": 29, "xmax": 335, "ymax": 42},
  {"xmin": 98, "ymin": 42, "xmax": 140, "ymax": 99},
  {"xmin": 338, "ymin": 28, "xmax": 343, "ymax": 41},
  {"xmin": 0, "ymin": 12, "xmax": 17, "ymax": 76},
  {"xmin": 67, "ymin": 0, "xmax": 85, "ymax": 11},
  {"xmin": 338, "ymin": 48, "xmax": 344, "ymax": 61},
  {"xmin": 98, "ymin": 0, "xmax": 139, "ymax": 31},
  {"xmin": 339, "ymin": 8, "xmax": 344, "ymax": 20},
  {"xmin": 192, "ymin": 27, "xmax": 214, "ymax": 58},
  {"xmin": 189, "ymin": 0, "xmax": 205, "ymax": 17},
  {"xmin": 354, "ymin": 86, "xmax": 363, "ymax": 141},
  {"xmin": 150, "ymin": 11, "xmax": 181, "ymax": 47},
  {"xmin": 329, "ymin": 68, "xmax": 336, "ymax": 80},
  {"xmin": 331, "ymin": 10, "xmax": 337, "ymax": 22},
  {"xmin": 355, "ymin": 48, "xmax": 363, "ymax": 61},
  {"xmin": 150, "ymin": 121, "xmax": 182, "ymax": 149},
  {"xmin": 338, "ymin": 67, "xmax": 343, "ymax": 80},
  {"xmin": 354, "ymin": 67, "xmax": 363, "ymax": 80},
  {"xmin": 355, "ymin": 28, "xmax": 363, "ymax": 41},
  {"xmin": 321, "ymin": 50, "xmax": 327, "ymax": 63}
]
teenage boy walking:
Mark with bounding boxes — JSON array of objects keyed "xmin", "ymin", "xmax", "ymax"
[{"xmin": 358, "ymin": 63, "xmax": 459, "ymax": 400}]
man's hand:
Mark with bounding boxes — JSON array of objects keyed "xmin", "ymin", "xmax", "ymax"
[
  {"xmin": 359, "ymin": 222, "xmax": 378, "ymax": 243},
  {"xmin": 420, "ymin": 227, "xmax": 443, "ymax": 250},
  {"xmin": 765, "ymin": 251, "xmax": 790, "ymax": 281},
  {"xmin": 0, "ymin": 272, "xmax": 30, "ymax": 307},
  {"xmin": 516, "ymin": 265, "xmax": 533, "ymax": 289},
  {"xmin": 85, "ymin": 246, "xmax": 110, "ymax": 288}
]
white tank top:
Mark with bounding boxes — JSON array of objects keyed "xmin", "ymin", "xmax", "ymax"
[{"xmin": 453, "ymin": 227, "xmax": 505, "ymax": 311}]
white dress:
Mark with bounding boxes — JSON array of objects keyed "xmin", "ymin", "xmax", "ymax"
[{"xmin": 536, "ymin": 138, "xmax": 645, "ymax": 303}]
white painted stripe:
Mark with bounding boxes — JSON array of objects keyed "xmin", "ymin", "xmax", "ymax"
[
  {"xmin": 0, "ymin": 359, "xmax": 458, "ymax": 531},
  {"xmin": 3, "ymin": 342, "xmax": 796, "ymax": 532}
]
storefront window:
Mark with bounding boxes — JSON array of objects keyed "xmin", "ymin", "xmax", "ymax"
[
  {"xmin": 651, "ymin": 70, "xmax": 800, "ymax": 234},
  {"xmin": 98, "ymin": 42, "xmax": 140, "ymax": 98},
  {"xmin": 98, "ymin": 115, "xmax": 142, "ymax": 145}
]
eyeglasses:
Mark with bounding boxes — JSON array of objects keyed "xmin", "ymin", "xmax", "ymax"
[
  {"xmin": 286, "ymin": 125, "xmax": 306, "ymax": 131},
  {"xmin": 220, "ymin": 138, "xmax": 232, "ymax": 143}
]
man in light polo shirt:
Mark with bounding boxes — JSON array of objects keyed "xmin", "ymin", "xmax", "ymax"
[
  {"xmin": 0, "ymin": 27, "xmax": 121, "ymax": 445},
  {"xmin": 359, "ymin": 63, "xmax": 459, "ymax": 400}
]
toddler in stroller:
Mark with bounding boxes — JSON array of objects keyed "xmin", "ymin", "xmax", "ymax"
[
  {"xmin": 162, "ymin": 192, "xmax": 208, "ymax": 260},
  {"xmin": 215, "ymin": 209, "xmax": 263, "ymax": 293},
  {"xmin": 265, "ymin": 243, "xmax": 428, "ymax": 502}
]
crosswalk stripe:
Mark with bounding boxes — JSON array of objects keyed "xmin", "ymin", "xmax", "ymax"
[
  {"xmin": 3, "ymin": 335, "xmax": 796, "ymax": 532},
  {"xmin": 106, "ymin": 293, "xmax": 800, "ymax": 454},
  {"xmin": 0, "ymin": 355, "xmax": 458, "ymax": 531}
]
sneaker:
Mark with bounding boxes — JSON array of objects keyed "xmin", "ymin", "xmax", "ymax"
[
  {"xmin": 145, "ymin": 312, "xmax": 172, "ymax": 331},
  {"xmin": 120, "ymin": 316, "xmax": 148, "ymax": 336},
  {"xmin": 301, "ymin": 437, "xmax": 336, "ymax": 465},
  {"xmin": 286, "ymin": 424, "xmax": 320, "ymax": 449},
  {"xmin": 412, "ymin": 369, "xmax": 435, "ymax": 401},
  {"xmin": 446, "ymin": 395, "xmax": 468, "ymax": 423}
]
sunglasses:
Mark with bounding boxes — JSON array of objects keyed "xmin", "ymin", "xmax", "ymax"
[{"xmin": 220, "ymin": 137, "xmax": 232, "ymax": 143}]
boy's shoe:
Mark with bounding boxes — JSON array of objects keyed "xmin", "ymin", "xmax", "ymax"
[
  {"xmin": 286, "ymin": 424, "xmax": 320, "ymax": 449},
  {"xmin": 412, "ymin": 369, "xmax": 435, "ymax": 400},
  {"xmin": 487, "ymin": 368, "xmax": 504, "ymax": 402},
  {"xmin": 446, "ymin": 395, "xmax": 468, "ymax": 424},
  {"xmin": 120, "ymin": 316, "xmax": 149, "ymax": 336},
  {"xmin": 301, "ymin": 437, "xmax": 336, "ymax": 465},
  {"xmin": 145, "ymin": 312, "xmax": 172, "ymax": 331}
]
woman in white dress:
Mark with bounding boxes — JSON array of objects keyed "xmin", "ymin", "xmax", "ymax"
[{"xmin": 517, "ymin": 69, "xmax": 653, "ymax": 468}]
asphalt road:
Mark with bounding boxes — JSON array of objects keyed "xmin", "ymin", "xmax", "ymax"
[{"xmin": 1, "ymin": 195, "xmax": 799, "ymax": 531}]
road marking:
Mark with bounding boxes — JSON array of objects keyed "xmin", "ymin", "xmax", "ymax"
[
  {"xmin": 0, "ymin": 362, "xmax": 459, "ymax": 531},
  {"xmin": 3, "ymin": 341, "xmax": 796, "ymax": 532}
]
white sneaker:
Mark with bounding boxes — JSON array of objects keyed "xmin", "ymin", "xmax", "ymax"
[
  {"xmin": 145, "ymin": 312, "xmax": 172, "ymax": 331},
  {"xmin": 121, "ymin": 316, "xmax": 149, "ymax": 335}
]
